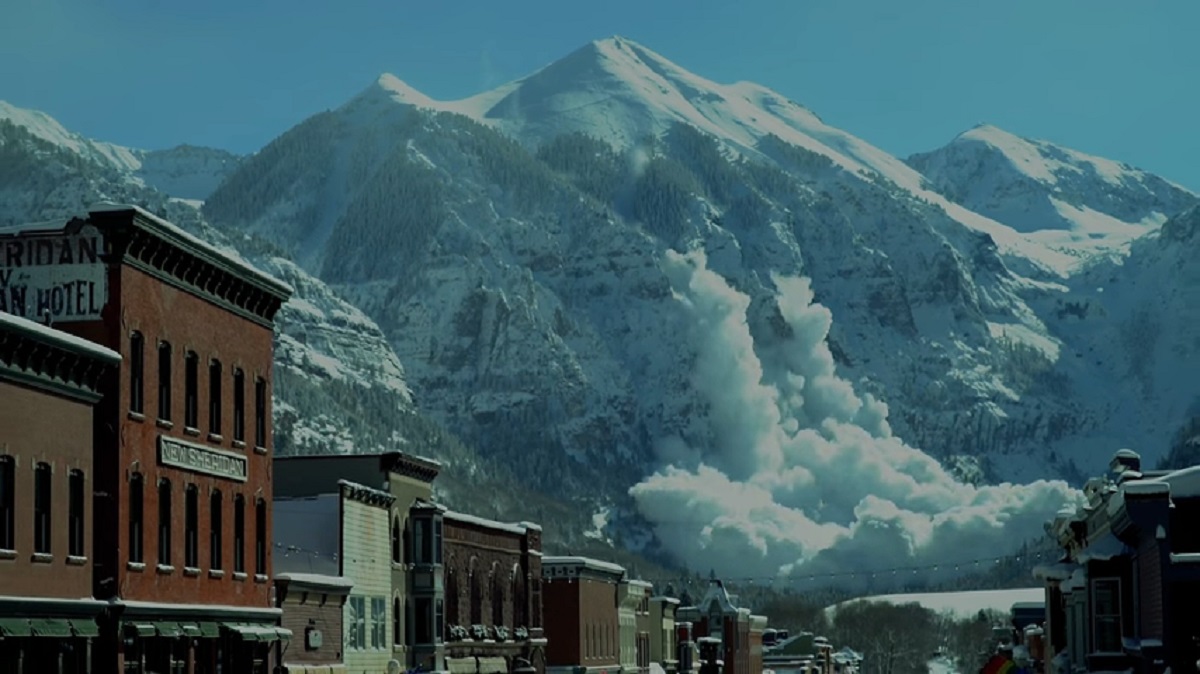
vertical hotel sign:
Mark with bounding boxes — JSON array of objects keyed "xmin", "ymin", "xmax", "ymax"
[{"xmin": 0, "ymin": 224, "xmax": 107, "ymax": 322}]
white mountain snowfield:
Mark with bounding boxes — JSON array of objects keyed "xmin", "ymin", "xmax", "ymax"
[
  {"xmin": 823, "ymin": 587, "xmax": 1045, "ymax": 622},
  {"xmin": 2, "ymin": 35, "xmax": 1196, "ymax": 585}
]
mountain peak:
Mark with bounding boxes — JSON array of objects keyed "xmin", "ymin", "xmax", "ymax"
[{"xmin": 371, "ymin": 73, "xmax": 440, "ymax": 109}]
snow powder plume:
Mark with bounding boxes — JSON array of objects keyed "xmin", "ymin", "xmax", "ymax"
[{"xmin": 629, "ymin": 250, "xmax": 1081, "ymax": 587}]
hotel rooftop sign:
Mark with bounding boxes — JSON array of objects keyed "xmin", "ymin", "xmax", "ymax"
[
  {"xmin": 158, "ymin": 435, "xmax": 249, "ymax": 482},
  {"xmin": 0, "ymin": 224, "xmax": 107, "ymax": 323}
]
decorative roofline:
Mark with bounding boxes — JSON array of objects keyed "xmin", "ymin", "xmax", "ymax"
[
  {"xmin": 339, "ymin": 479, "xmax": 396, "ymax": 508},
  {"xmin": 85, "ymin": 206, "xmax": 292, "ymax": 328},
  {"xmin": 383, "ymin": 451, "xmax": 442, "ymax": 483},
  {"xmin": 0, "ymin": 313, "xmax": 120, "ymax": 402}
]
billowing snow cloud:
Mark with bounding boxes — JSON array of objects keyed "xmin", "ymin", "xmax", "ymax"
[{"xmin": 630, "ymin": 250, "xmax": 1080, "ymax": 586}]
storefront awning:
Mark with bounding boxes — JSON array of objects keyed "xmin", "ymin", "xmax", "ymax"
[
  {"xmin": 180, "ymin": 622, "xmax": 202, "ymax": 638},
  {"xmin": 125, "ymin": 623, "xmax": 156, "ymax": 637},
  {"xmin": 30, "ymin": 618, "xmax": 73, "ymax": 637},
  {"xmin": 222, "ymin": 622, "xmax": 287, "ymax": 642},
  {"xmin": 154, "ymin": 622, "xmax": 184, "ymax": 638},
  {"xmin": 198, "ymin": 622, "xmax": 221, "ymax": 638},
  {"xmin": 70, "ymin": 618, "xmax": 100, "ymax": 638},
  {"xmin": 0, "ymin": 618, "xmax": 31, "ymax": 637},
  {"xmin": 478, "ymin": 656, "xmax": 508, "ymax": 674}
]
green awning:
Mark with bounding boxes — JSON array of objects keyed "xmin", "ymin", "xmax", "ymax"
[
  {"xmin": 125, "ymin": 623, "xmax": 156, "ymax": 637},
  {"xmin": 180, "ymin": 623, "xmax": 202, "ymax": 638},
  {"xmin": 0, "ymin": 618, "xmax": 31, "ymax": 637},
  {"xmin": 198, "ymin": 622, "xmax": 221, "ymax": 638},
  {"xmin": 30, "ymin": 619, "xmax": 73, "ymax": 637},
  {"xmin": 275, "ymin": 627, "xmax": 293, "ymax": 642},
  {"xmin": 154, "ymin": 622, "xmax": 184, "ymax": 638},
  {"xmin": 221, "ymin": 622, "xmax": 261, "ymax": 641},
  {"xmin": 70, "ymin": 618, "xmax": 100, "ymax": 638}
]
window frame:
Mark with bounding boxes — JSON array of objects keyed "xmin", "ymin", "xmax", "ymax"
[
  {"xmin": 68, "ymin": 469, "xmax": 85, "ymax": 558},
  {"xmin": 184, "ymin": 484, "xmax": 199, "ymax": 568},
  {"xmin": 157, "ymin": 341, "xmax": 172, "ymax": 421},
  {"xmin": 158, "ymin": 478, "xmax": 172, "ymax": 566},
  {"xmin": 233, "ymin": 495, "xmax": 246, "ymax": 573},
  {"xmin": 33, "ymin": 462, "xmax": 52, "ymax": 555},
  {"xmin": 233, "ymin": 368, "xmax": 245, "ymax": 443},
  {"xmin": 254, "ymin": 497, "xmax": 266, "ymax": 576},
  {"xmin": 210, "ymin": 489, "xmax": 223, "ymax": 570},
  {"xmin": 209, "ymin": 359, "xmax": 223, "ymax": 435},
  {"xmin": 129, "ymin": 472, "xmax": 144, "ymax": 563},
  {"xmin": 184, "ymin": 351, "xmax": 199, "ymax": 430},
  {"xmin": 0, "ymin": 455, "xmax": 13, "ymax": 551},
  {"xmin": 1091, "ymin": 577, "xmax": 1123, "ymax": 654},
  {"xmin": 129, "ymin": 331, "xmax": 145, "ymax": 414},
  {"xmin": 254, "ymin": 376, "xmax": 267, "ymax": 449}
]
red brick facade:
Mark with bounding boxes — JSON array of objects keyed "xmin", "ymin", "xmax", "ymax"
[
  {"xmin": 0, "ymin": 313, "xmax": 119, "ymax": 674},
  {"xmin": 442, "ymin": 511, "xmax": 545, "ymax": 674},
  {"xmin": 4, "ymin": 206, "xmax": 293, "ymax": 674},
  {"xmin": 541, "ymin": 557, "xmax": 625, "ymax": 673}
]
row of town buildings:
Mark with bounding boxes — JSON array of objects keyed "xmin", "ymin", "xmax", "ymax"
[
  {"xmin": 0, "ymin": 205, "xmax": 771, "ymax": 674},
  {"xmin": 1026, "ymin": 448, "xmax": 1200, "ymax": 674}
]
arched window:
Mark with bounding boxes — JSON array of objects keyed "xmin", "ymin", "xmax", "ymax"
[
  {"xmin": 491, "ymin": 566, "xmax": 505, "ymax": 627},
  {"xmin": 184, "ymin": 484, "xmax": 199, "ymax": 568},
  {"xmin": 511, "ymin": 566, "xmax": 525, "ymax": 628},
  {"xmin": 445, "ymin": 565, "xmax": 460, "ymax": 626},
  {"xmin": 129, "ymin": 331, "xmax": 144, "ymax": 414},
  {"xmin": 469, "ymin": 559, "xmax": 483, "ymax": 625},
  {"xmin": 393, "ymin": 596, "xmax": 402, "ymax": 646},
  {"xmin": 210, "ymin": 490, "xmax": 223, "ymax": 570},
  {"xmin": 233, "ymin": 495, "xmax": 245, "ymax": 573}
]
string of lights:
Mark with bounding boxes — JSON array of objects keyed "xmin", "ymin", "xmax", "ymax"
[{"xmin": 271, "ymin": 539, "xmax": 1055, "ymax": 584}]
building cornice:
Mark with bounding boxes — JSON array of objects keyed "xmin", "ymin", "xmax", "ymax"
[
  {"xmin": 0, "ymin": 313, "xmax": 120, "ymax": 402},
  {"xmin": 383, "ymin": 451, "xmax": 442, "ymax": 483},
  {"xmin": 86, "ymin": 206, "xmax": 292, "ymax": 328},
  {"xmin": 339, "ymin": 479, "xmax": 396, "ymax": 508}
]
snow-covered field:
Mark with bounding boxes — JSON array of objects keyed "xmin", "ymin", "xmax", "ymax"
[{"xmin": 824, "ymin": 587, "xmax": 1045, "ymax": 621}]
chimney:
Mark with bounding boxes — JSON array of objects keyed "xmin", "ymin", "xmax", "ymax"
[{"xmin": 1109, "ymin": 449, "xmax": 1142, "ymax": 475}]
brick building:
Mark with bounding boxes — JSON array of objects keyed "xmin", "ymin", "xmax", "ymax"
[
  {"xmin": 442, "ymin": 510, "xmax": 546, "ymax": 674},
  {"xmin": 0, "ymin": 312, "xmax": 121, "ymax": 674},
  {"xmin": 274, "ymin": 573, "xmax": 354, "ymax": 674},
  {"xmin": 541, "ymin": 556, "xmax": 626, "ymax": 674},
  {"xmin": 2, "ymin": 204, "xmax": 293, "ymax": 674},
  {"xmin": 274, "ymin": 480, "xmax": 396, "ymax": 674},
  {"xmin": 274, "ymin": 452, "xmax": 444, "ymax": 671},
  {"xmin": 677, "ymin": 577, "xmax": 764, "ymax": 674}
]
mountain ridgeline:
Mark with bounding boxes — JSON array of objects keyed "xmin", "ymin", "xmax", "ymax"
[{"xmin": 2, "ymin": 36, "xmax": 1198, "ymax": 581}]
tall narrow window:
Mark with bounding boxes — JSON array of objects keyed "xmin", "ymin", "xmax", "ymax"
[
  {"xmin": 210, "ymin": 490, "xmax": 223, "ymax": 570},
  {"xmin": 184, "ymin": 485, "xmax": 198, "ymax": 568},
  {"xmin": 129, "ymin": 473, "xmax": 144, "ymax": 563},
  {"xmin": 531, "ymin": 579, "xmax": 542, "ymax": 628},
  {"xmin": 394, "ymin": 597, "xmax": 402, "ymax": 646},
  {"xmin": 158, "ymin": 341, "xmax": 172, "ymax": 421},
  {"xmin": 254, "ymin": 377, "xmax": 267, "ymax": 448},
  {"xmin": 254, "ymin": 498, "xmax": 266, "ymax": 576},
  {"xmin": 1092, "ymin": 578, "xmax": 1122, "ymax": 653},
  {"xmin": 413, "ymin": 518, "xmax": 428, "ymax": 564},
  {"xmin": 209, "ymin": 359, "xmax": 222, "ymax": 435},
  {"xmin": 233, "ymin": 495, "xmax": 245, "ymax": 573},
  {"xmin": 185, "ymin": 351, "xmax": 199, "ymax": 429},
  {"xmin": 433, "ymin": 518, "xmax": 443, "ymax": 564},
  {"xmin": 233, "ymin": 368, "xmax": 245, "ymax": 443},
  {"xmin": 69, "ymin": 470, "xmax": 85, "ymax": 557},
  {"xmin": 33, "ymin": 462, "xmax": 51, "ymax": 554},
  {"xmin": 158, "ymin": 479, "xmax": 172, "ymax": 566},
  {"xmin": 391, "ymin": 518, "xmax": 402, "ymax": 564},
  {"xmin": 129, "ymin": 332, "xmax": 144, "ymax": 414},
  {"xmin": 435, "ymin": 599, "xmax": 444, "ymax": 642},
  {"xmin": 416, "ymin": 597, "xmax": 432, "ymax": 644},
  {"xmin": 0, "ymin": 456, "xmax": 13, "ymax": 551}
]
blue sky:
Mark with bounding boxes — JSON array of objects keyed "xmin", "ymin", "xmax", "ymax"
[{"xmin": 3, "ymin": 0, "xmax": 1198, "ymax": 189}]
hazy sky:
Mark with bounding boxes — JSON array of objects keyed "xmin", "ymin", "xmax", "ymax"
[{"xmin": 4, "ymin": 0, "xmax": 1197, "ymax": 189}]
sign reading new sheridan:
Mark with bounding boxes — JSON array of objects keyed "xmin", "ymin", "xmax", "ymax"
[
  {"xmin": 0, "ymin": 225, "xmax": 108, "ymax": 323},
  {"xmin": 158, "ymin": 436, "xmax": 249, "ymax": 482}
]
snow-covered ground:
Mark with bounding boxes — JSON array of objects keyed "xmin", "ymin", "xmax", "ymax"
[{"xmin": 824, "ymin": 587, "xmax": 1045, "ymax": 621}]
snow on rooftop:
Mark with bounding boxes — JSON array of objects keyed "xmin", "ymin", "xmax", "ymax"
[
  {"xmin": 542, "ymin": 555, "xmax": 626, "ymax": 576},
  {"xmin": 88, "ymin": 203, "xmax": 293, "ymax": 296},
  {"xmin": 274, "ymin": 573, "xmax": 354, "ymax": 590},
  {"xmin": 443, "ymin": 510, "xmax": 533, "ymax": 536},
  {"xmin": 0, "ymin": 311, "xmax": 121, "ymax": 363}
]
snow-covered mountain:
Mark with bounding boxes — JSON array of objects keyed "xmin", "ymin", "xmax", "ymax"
[
  {"xmin": 5, "ymin": 36, "xmax": 1196, "ymax": 584},
  {"xmin": 908, "ymin": 124, "xmax": 1197, "ymax": 262}
]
